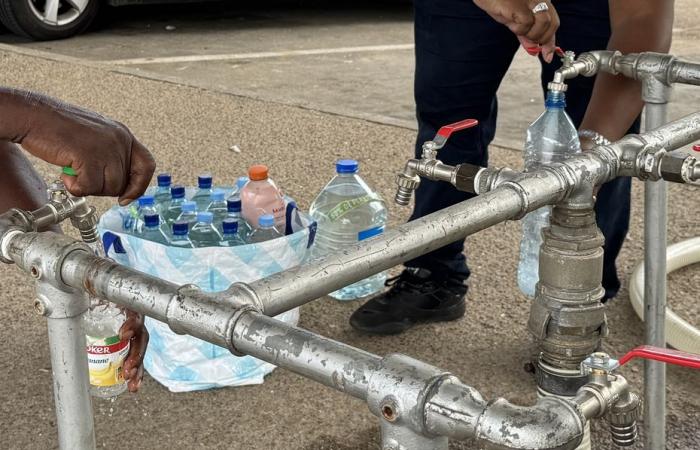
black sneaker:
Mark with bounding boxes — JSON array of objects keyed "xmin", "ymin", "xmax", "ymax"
[{"xmin": 349, "ymin": 268, "xmax": 467, "ymax": 335}]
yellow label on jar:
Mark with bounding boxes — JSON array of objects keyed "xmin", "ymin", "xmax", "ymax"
[{"xmin": 86, "ymin": 335, "xmax": 130, "ymax": 387}]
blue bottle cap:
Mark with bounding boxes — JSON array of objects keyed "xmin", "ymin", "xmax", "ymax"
[
  {"xmin": 211, "ymin": 190, "xmax": 225, "ymax": 202},
  {"xmin": 222, "ymin": 218, "xmax": 239, "ymax": 234},
  {"xmin": 181, "ymin": 201, "xmax": 197, "ymax": 212},
  {"xmin": 197, "ymin": 211, "xmax": 214, "ymax": 224},
  {"xmin": 545, "ymin": 90, "xmax": 566, "ymax": 108},
  {"xmin": 144, "ymin": 214, "xmax": 160, "ymax": 228},
  {"xmin": 227, "ymin": 199, "xmax": 242, "ymax": 212},
  {"xmin": 138, "ymin": 195, "xmax": 155, "ymax": 207},
  {"xmin": 236, "ymin": 176, "xmax": 249, "ymax": 189},
  {"xmin": 336, "ymin": 159, "xmax": 359, "ymax": 174},
  {"xmin": 157, "ymin": 173, "xmax": 172, "ymax": 187},
  {"xmin": 171, "ymin": 185, "xmax": 185, "ymax": 199},
  {"xmin": 258, "ymin": 214, "xmax": 275, "ymax": 227},
  {"xmin": 172, "ymin": 221, "xmax": 189, "ymax": 236},
  {"xmin": 198, "ymin": 173, "xmax": 213, "ymax": 189}
]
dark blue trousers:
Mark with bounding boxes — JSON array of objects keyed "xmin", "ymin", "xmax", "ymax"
[{"xmin": 406, "ymin": 0, "xmax": 639, "ymax": 299}]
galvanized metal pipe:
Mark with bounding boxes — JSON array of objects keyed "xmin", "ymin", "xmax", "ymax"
[{"xmin": 642, "ymin": 81, "xmax": 670, "ymax": 450}]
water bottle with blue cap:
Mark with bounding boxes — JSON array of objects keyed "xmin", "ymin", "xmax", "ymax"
[
  {"xmin": 189, "ymin": 211, "xmax": 223, "ymax": 247},
  {"xmin": 191, "ymin": 173, "xmax": 214, "ymax": 210},
  {"xmin": 248, "ymin": 214, "xmax": 282, "ymax": 243},
  {"xmin": 176, "ymin": 201, "xmax": 198, "ymax": 226},
  {"xmin": 135, "ymin": 195, "xmax": 158, "ymax": 235},
  {"xmin": 154, "ymin": 173, "xmax": 172, "ymax": 207},
  {"xmin": 206, "ymin": 189, "xmax": 228, "ymax": 231},
  {"xmin": 227, "ymin": 176, "xmax": 249, "ymax": 202},
  {"xmin": 221, "ymin": 218, "xmax": 246, "ymax": 247},
  {"xmin": 517, "ymin": 90, "xmax": 581, "ymax": 297},
  {"xmin": 170, "ymin": 221, "xmax": 193, "ymax": 248},
  {"xmin": 309, "ymin": 159, "xmax": 388, "ymax": 300},
  {"xmin": 226, "ymin": 198, "xmax": 252, "ymax": 241},
  {"xmin": 141, "ymin": 213, "xmax": 169, "ymax": 245},
  {"xmin": 163, "ymin": 185, "xmax": 187, "ymax": 226}
]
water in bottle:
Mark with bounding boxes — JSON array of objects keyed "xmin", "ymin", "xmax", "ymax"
[
  {"xmin": 227, "ymin": 198, "xmax": 252, "ymax": 241},
  {"xmin": 221, "ymin": 218, "xmax": 246, "ymax": 247},
  {"xmin": 206, "ymin": 189, "xmax": 228, "ymax": 231},
  {"xmin": 176, "ymin": 201, "xmax": 198, "ymax": 226},
  {"xmin": 228, "ymin": 176, "xmax": 249, "ymax": 202},
  {"xmin": 309, "ymin": 159, "xmax": 388, "ymax": 300},
  {"xmin": 189, "ymin": 211, "xmax": 223, "ymax": 247},
  {"xmin": 170, "ymin": 221, "xmax": 193, "ymax": 248},
  {"xmin": 141, "ymin": 213, "xmax": 169, "ymax": 244},
  {"xmin": 163, "ymin": 185, "xmax": 186, "ymax": 225},
  {"xmin": 517, "ymin": 90, "xmax": 581, "ymax": 297},
  {"xmin": 134, "ymin": 195, "xmax": 158, "ymax": 234},
  {"xmin": 240, "ymin": 165, "xmax": 286, "ymax": 230},
  {"xmin": 191, "ymin": 173, "xmax": 214, "ymax": 210},
  {"xmin": 154, "ymin": 173, "xmax": 172, "ymax": 207},
  {"xmin": 248, "ymin": 214, "xmax": 283, "ymax": 243}
]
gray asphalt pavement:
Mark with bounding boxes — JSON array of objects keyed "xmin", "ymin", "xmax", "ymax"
[{"xmin": 0, "ymin": 2, "xmax": 699, "ymax": 449}]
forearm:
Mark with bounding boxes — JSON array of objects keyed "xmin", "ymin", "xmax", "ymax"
[
  {"xmin": 580, "ymin": 8, "xmax": 674, "ymax": 141},
  {"xmin": 0, "ymin": 87, "xmax": 37, "ymax": 143}
]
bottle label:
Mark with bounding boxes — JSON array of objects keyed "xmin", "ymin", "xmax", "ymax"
[
  {"xmin": 86, "ymin": 335, "xmax": 130, "ymax": 387},
  {"xmin": 358, "ymin": 225, "xmax": 384, "ymax": 241},
  {"xmin": 327, "ymin": 195, "xmax": 375, "ymax": 222}
]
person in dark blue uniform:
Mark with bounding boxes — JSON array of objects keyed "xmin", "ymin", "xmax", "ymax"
[{"xmin": 351, "ymin": 0, "xmax": 675, "ymax": 334}]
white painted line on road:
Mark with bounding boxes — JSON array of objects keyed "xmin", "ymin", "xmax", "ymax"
[{"xmin": 104, "ymin": 44, "xmax": 415, "ymax": 65}]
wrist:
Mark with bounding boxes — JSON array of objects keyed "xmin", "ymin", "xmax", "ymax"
[{"xmin": 578, "ymin": 129, "xmax": 611, "ymax": 151}]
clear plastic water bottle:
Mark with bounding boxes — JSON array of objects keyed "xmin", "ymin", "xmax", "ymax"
[
  {"xmin": 191, "ymin": 173, "xmax": 214, "ymax": 210},
  {"xmin": 154, "ymin": 173, "xmax": 172, "ymax": 207},
  {"xmin": 517, "ymin": 90, "xmax": 581, "ymax": 297},
  {"xmin": 189, "ymin": 211, "xmax": 223, "ymax": 247},
  {"xmin": 206, "ymin": 189, "xmax": 228, "ymax": 231},
  {"xmin": 134, "ymin": 195, "xmax": 158, "ymax": 235},
  {"xmin": 221, "ymin": 218, "xmax": 246, "ymax": 247},
  {"xmin": 228, "ymin": 176, "xmax": 249, "ymax": 202},
  {"xmin": 170, "ymin": 221, "xmax": 193, "ymax": 248},
  {"xmin": 248, "ymin": 214, "xmax": 283, "ymax": 243},
  {"xmin": 163, "ymin": 185, "xmax": 186, "ymax": 225},
  {"xmin": 309, "ymin": 159, "xmax": 388, "ymax": 300},
  {"xmin": 226, "ymin": 198, "xmax": 252, "ymax": 241},
  {"xmin": 141, "ymin": 214, "xmax": 169, "ymax": 244},
  {"xmin": 176, "ymin": 201, "xmax": 198, "ymax": 226}
]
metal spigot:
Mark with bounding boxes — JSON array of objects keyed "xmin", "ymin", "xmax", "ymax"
[{"xmin": 394, "ymin": 118, "xmax": 478, "ymax": 206}]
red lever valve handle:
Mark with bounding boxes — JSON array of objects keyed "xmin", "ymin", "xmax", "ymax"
[
  {"xmin": 619, "ymin": 345, "xmax": 700, "ymax": 370},
  {"xmin": 430, "ymin": 118, "xmax": 479, "ymax": 150}
]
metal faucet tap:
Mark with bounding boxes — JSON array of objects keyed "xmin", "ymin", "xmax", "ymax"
[{"xmin": 395, "ymin": 118, "xmax": 479, "ymax": 206}]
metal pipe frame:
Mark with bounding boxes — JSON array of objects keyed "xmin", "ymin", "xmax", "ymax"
[{"xmin": 1, "ymin": 50, "xmax": 699, "ymax": 450}]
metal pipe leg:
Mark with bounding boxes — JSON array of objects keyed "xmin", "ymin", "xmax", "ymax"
[
  {"xmin": 642, "ymin": 80, "xmax": 670, "ymax": 450},
  {"xmin": 39, "ymin": 283, "xmax": 95, "ymax": 450},
  {"xmin": 380, "ymin": 421, "xmax": 448, "ymax": 450}
]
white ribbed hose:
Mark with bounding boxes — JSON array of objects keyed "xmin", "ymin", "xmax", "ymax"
[{"xmin": 629, "ymin": 237, "xmax": 700, "ymax": 353}]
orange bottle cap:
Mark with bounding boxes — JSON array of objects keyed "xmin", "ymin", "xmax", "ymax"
[{"xmin": 248, "ymin": 164, "xmax": 269, "ymax": 181}]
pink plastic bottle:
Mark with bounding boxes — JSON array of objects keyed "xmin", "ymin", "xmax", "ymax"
[{"xmin": 240, "ymin": 164, "xmax": 286, "ymax": 230}]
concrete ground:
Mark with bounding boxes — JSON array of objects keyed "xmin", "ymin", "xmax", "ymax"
[{"xmin": 0, "ymin": 2, "xmax": 699, "ymax": 449}]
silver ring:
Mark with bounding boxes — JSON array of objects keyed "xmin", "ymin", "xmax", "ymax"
[{"xmin": 532, "ymin": 2, "xmax": 549, "ymax": 13}]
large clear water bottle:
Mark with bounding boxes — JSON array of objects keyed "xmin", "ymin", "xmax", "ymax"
[
  {"xmin": 309, "ymin": 159, "xmax": 388, "ymax": 300},
  {"xmin": 189, "ymin": 211, "xmax": 223, "ymax": 247},
  {"xmin": 517, "ymin": 90, "xmax": 581, "ymax": 297},
  {"xmin": 154, "ymin": 173, "xmax": 172, "ymax": 207},
  {"xmin": 191, "ymin": 173, "xmax": 214, "ymax": 210},
  {"xmin": 163, "ymin": 185, "xmax": 186, "ymax": 225},
  {"xmin": 141, "ymin": 214, "xmax": 169, "ymax": 244},
  {"xmin": 226, "ymin": 198, "xmax": 252, "ymax": 241},
  {"xmin": 248, "ymin": 214, "xmax": 283, "ymax": 243}
]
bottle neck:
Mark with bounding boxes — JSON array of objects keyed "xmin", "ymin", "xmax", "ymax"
[{"xmin": 545, "ymin": 90, "xmax": 566, "ymax": 110}]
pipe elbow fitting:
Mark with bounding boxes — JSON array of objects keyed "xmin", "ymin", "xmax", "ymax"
[
  {"xmin": 474, "ymin": 397, "xmax": 585, "ymax": 450},
  {"xmin": 395, "ymin": 160, "xmax": 421, "ymax": 206}
]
